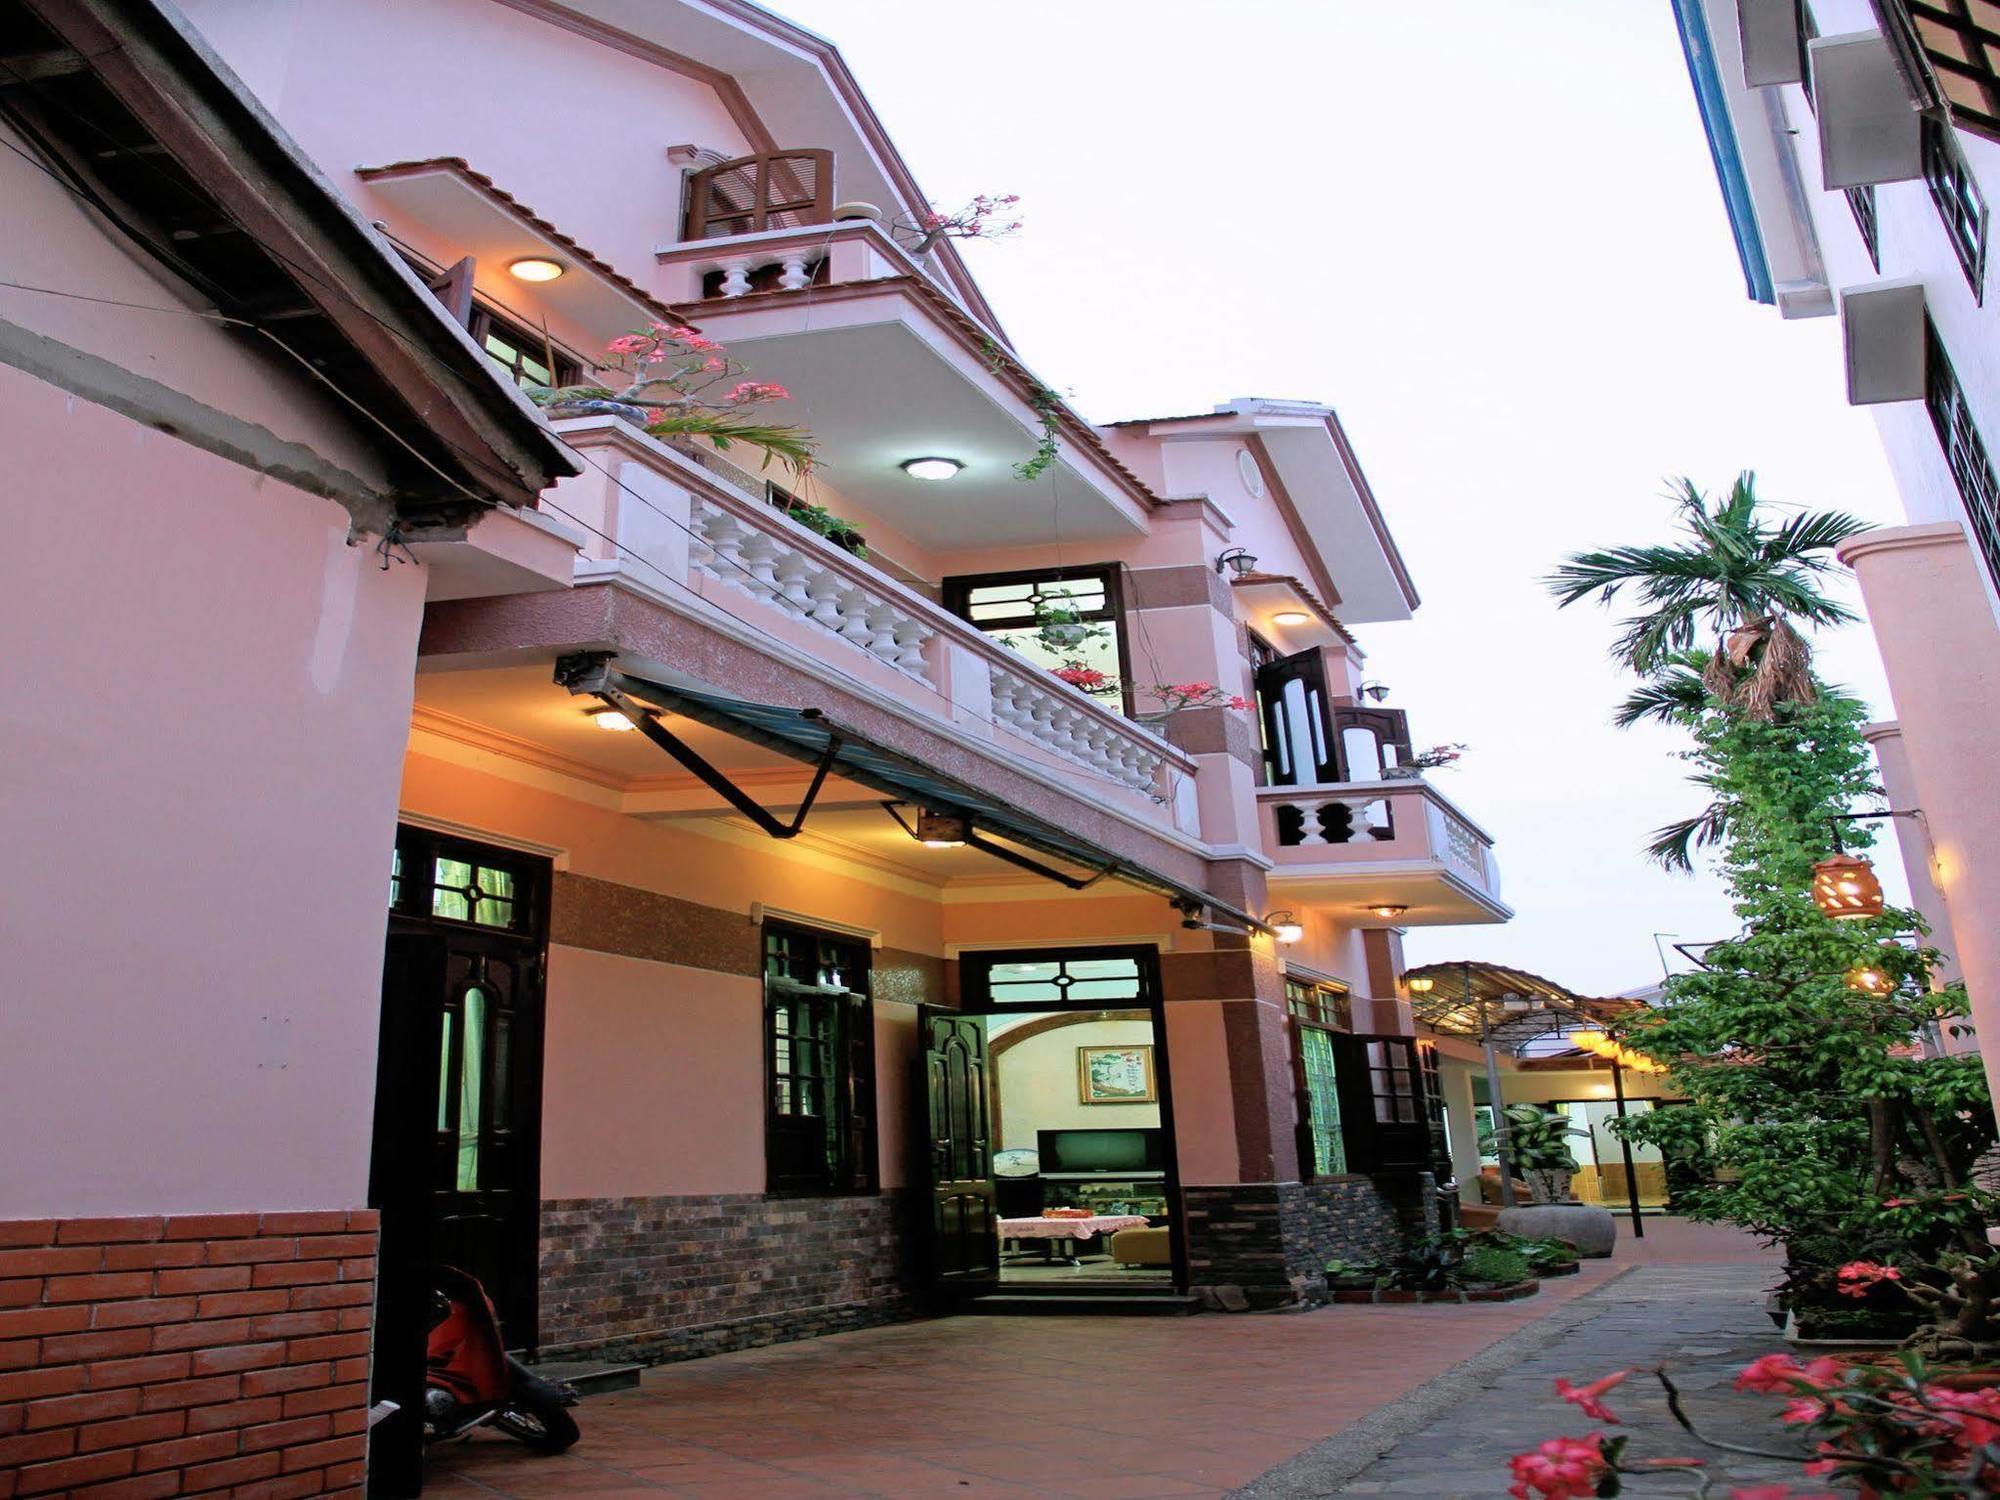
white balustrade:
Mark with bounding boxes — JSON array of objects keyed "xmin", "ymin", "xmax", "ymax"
[
  {"xmin": 988, "ymin": 665, "xmax": 1162, "ymax": 792},
  {"xmin": 688, "ymin": 497, "xmax": 933, "ymax": 678},
  {"xmin": 1437, "ymin": 807, "xmax": 1488, "ymax": 880},
  {"xmin": 1276, "ymin": 793, "xmax": 1392, "ymax": 848}
]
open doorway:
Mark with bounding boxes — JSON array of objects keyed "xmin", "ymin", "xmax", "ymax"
[{"xmin": 924, "ymin": 946, "xmax": 1185, "ymax": 1301}]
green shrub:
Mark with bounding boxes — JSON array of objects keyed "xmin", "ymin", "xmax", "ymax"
[{"xmin": 1461, "ymin": 1245, "xmax": 1531, "ymax": 1287}]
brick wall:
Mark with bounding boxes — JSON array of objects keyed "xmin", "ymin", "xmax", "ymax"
[
  {"xmin": 1182, "ymin": 1178, "xmax": 1408, "ymax": 1305},
  {"xmin": 539, "ymin": 1192, "xmax": 914, "ymax": 1364},
  {"xmin": 0, "ymin": 1212, "xmax": 376, "ymax": 1499}
]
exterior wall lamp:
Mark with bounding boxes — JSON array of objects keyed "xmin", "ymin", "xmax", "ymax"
[
  {"xmin": 911, "ymin": 808, "xmax": 969, "ymax": 847},
  {"xmin": 1405, "ymin": 975, "xmax": 1435, "ymax": 994},
  {"xmin": 1265, "ymin": 911, "xmax": 1304, "ymax": 944},
  {"xmin": 1358, "ymin": 681, "xmax": 1391, "ymax": 703},
  {"xmin": 1215, "ymin": 547, "xmax": 1258, "ymax": 577},
  {"xmin": 587, "ymin": 706, "xmax": 638, "ymax": 732}
]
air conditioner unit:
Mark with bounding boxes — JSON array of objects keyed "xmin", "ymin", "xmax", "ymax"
[
  {"xmin": 1739, "ymin": 0, "xmax": 1804, "ymax": 86},
  {"xmin": 1810, "ymin": 32, "xmax": 1924, "ymax": 187},
  {"xmin": 1840, "ymin": 280, "xmax": 1927, "ymax": 405}
]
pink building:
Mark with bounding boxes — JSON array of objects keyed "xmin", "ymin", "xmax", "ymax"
[
  {"xmin": 1672, "ymin": 0, "xmax": 2000, "ymax": 1077},
  {"xmin": 0, "ymin": 1, "xmax": 1507, "ymax": 1493}
]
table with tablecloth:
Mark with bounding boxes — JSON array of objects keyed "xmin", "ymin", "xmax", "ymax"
[{"xmin": 997, "ymin": 1214, "xmax": 1150, "ymax": 1264}]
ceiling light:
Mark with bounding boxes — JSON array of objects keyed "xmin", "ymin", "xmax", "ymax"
[
  {"xmin": 1272, "ymin": 609, "xmax": 1311, "ymax": 626},
  {"xmin": 1406, "ymin": 976, "xmax": 1435, "ymax": 994},
  {"xmin": 901, "ymin": 457, "xmax": 964, "ymax": 481},
  {"xmin": 912, "ymin": 808, "xmax": 969, "ymax": 848},
  {"xmin": 1265, "ymin": 911, "xmax": 1304, "ymax": 944},
  {"xmin": 1365, "ymin": 903, "xmax": 1408, "ymax": 920},
  {"xmin": 588, "ymin": 706, "xmax": 637, "ymax": 732},
  {"xmin": 508, "ymin": 257, "xmax": 566, "ymax": 282}
]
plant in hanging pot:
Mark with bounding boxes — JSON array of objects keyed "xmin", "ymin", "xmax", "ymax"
[
  {"xmin": 1031, "ymin": 598, "xmax": 1107, "ymax": 655},
  {"xmin": 529, "ymin": 322, "xmax": 815, "ymax": 477}
]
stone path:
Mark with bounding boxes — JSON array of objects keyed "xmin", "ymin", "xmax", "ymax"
[
  {"xmin": 1244, "ymin": 1265, "xmax": 1811, "ymax": 1498},
  {"xmin": 424, "ymin": 1220, "xmax": 1784, "ymax": 1500}
]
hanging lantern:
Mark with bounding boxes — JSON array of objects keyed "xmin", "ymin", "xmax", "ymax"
[
  {"xmin": 1812, "ymin": 853, "xmax": 1885, "ymax": 921},
  {"xmin": 1846, "ymin": 965, "xmax": 1892, "ymax": 996}
]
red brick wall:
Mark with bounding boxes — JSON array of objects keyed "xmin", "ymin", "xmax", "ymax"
[{"xmin": 0, "ymin": 1212, "xmax": 376, "ymax": 1499}]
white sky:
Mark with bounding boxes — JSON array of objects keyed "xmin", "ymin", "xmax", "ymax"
[{"xmin": 774, "ymin": 0, "xmax": 1915, "ymax": 994}]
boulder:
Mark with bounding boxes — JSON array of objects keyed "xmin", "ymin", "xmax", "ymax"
[{"xmin": 1495, "ymin": 1203, "xmax": 1618, "ymax": 1258}]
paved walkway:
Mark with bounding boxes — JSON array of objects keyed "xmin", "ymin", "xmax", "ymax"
[{"xmin": 426, "ymin": 1219, "xmax": 1781, "ymax": 1500}]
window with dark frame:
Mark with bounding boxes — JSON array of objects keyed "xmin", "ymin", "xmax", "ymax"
[
  {"xmin": 941, "ymin": 565, "xmax": 1132, "ymax": 713},
  {"xmin": 1887, "ymin": 0, "xmax": 2000, "ymax": 144},
  {"xmin": 472, "ymin": 304, "xmax": 583, "ymax": 390},
  {"xmin": 763, "ymin": 921, "xmax": 876, "ymax": 1195},
  {"xmin": 1847, "ymin": 184, "xmax": 1882, "ymax": 271},
  {"xmin": 1925, "ymin": 319, "xmax": 2000, "ymax": 594},
  {"xmin": 389, "ymin": 826, "xmax": 542, "ymax": 935},
  {"xmin": 1923, "ymin": 114, "xmax": 1989, "ymax": 299},
  {"xmin": 1287, "ymin": 977, "xmax": 1354, "ymax": 1179}
]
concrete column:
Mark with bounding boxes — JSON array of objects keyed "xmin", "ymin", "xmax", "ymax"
[{"xmin": 1841, "ymin": 524, "xmax": 2000, "ymax": 1111}]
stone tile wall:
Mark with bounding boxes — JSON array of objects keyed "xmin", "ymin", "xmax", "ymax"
[
  {"xmin": 538, "ymin": 1192, "xmax": 916, "ymax": 1364},
  {"xmin": 1182, "ymin": 1176, "xmax": 1413, "ymax": 1306}
]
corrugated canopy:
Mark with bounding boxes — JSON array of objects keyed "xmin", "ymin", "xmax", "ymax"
[
  {"xmin": 568, "ymin": 662, "xmax": 1267, "ymax": 935},
  {"xmin": 1402, "ymin": 960, "xmax": 1639, "ymax": 1054}
]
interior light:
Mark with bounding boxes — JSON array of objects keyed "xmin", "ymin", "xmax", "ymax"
[
  {"xmin": 1406, "ymin": 975, "xmax": 1435, "ymax": 994},
  {"xmin": 1265, "ymin": 911, "xmax": 1304, "ymax": 944},
  {"xmin": 1365, "ymin": 903, "xmax": 1408, "ymax": 920},
  {"xmin": 588, "ymin": 706, "xmax": 637, "ymax": 732},
  {"xmin": 1272, "ymin": 609, "xmax": 1312, "ymax": 627},
  {"xmin": 901, "ymin": 457, "xmax": 964, "ymax": 481},
  {"xmin": 912, "ymin": 808, "xmax": 969, "ymax": 848},
  {"xmin": 508, "ymin": 257, "xmax": 566, "ymax": 282}
]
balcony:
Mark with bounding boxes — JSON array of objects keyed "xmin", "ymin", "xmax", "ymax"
[
  {"xmin": 1255, "ymin": 779, "xmax": 1509, "ymax": 925},
  {"xmin": 541, "ymin": 413, "xmax": 1198, "ymax": 834}
]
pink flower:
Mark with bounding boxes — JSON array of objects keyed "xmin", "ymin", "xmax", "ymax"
[
  {"xmin": 1731, "ymin": 1488, "xmax": 1837, "ymax": 1500},
  {"xmin": 606, "ymin": 333, "xmax": 654, "ymax": 355},
  {"xmin": 1225, "ymin": 695, "xmax": 1254, "ymax": 711},
  {"xmin": 1052, "ymin": 665, "xmax": 1108, "ymax": 690},
  {"xmin": 675, "ymin": 331, "xmax": 723, "ymax": 354},
  {"xmin": 1834, "ymin": 1261, "xmax": 1900, "ymax": 1298},
  {"xmin": 1505, "ymin": 1436, "xmax": 1607, "ymax": 1500},
  {"xmin": 725, "ymin": 380, "xmax": 790, "ymax": 404},
  {"xmin": 1778, "ymin": 1396, "xmax": 1825, "ymax": 1425},
  {"xmin": 1735, "ymin": 1353, "xmax": 1844, "ymax": 1395},
  {"xmin": 1169, "ymin": 682, "xmax": 1215, "ymax": 697},
  {"xmin": 1554, "ymin": 1370, "xmax": 1628, "ymax": 1425}
]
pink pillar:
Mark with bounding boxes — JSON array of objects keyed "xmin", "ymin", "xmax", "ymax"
[{"xmin": 1841, "ymin": 524, "xmax": 2000, "ymax": 1110}]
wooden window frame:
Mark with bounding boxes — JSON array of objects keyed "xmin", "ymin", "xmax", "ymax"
[
  {"xmin": 470, "ymin": 304, "xmax": 584, "ymax": 390},
  {"xmin": 762, "ymin": 919, "xmax": 877, "ymax": 1197},
  {"xmin": 941, "ymin": 563, "xmax": 1136, "ymax": 716},
  {"xmin": 1925, "ymin": 318, "xmax": 2000, "ymax": 595},
  {"xmin": 1286, "ymin": 976, "xmax": 1355, "ymax": 1182},
  {"xmin": 390, "ymin": 825, "xmax": 550, "ymax": 938}
]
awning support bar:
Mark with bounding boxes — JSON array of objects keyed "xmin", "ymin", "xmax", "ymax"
[
  {"xmin": 555, "ymin": 653, "xmax": 838, "ymax": 841},
  {"xmin": 880, "ymin": 801, "xmax": 1118, "ymax": 892}
]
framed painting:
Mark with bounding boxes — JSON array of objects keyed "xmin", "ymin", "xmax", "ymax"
[{"xmin": 1078, "ymin": 1044, "xmax": 1155, "ymax": 1105}]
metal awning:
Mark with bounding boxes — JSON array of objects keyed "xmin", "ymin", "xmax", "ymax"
[
  {"xmin": 555, "ymin": 654, "xmax": 1267, "ymax": 934},
  {"xmin": 1402, "ymin": 960, "xmax": 1639, "ymax": 1055}
]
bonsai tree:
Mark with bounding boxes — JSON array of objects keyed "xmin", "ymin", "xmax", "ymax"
[
  {"xmin": 1482, "ymin": 1105, "xmax": 1585, "ymax": 1203},
  {"xmin": 1550, "ymin": 475, "xmax": 1995, "ymax": 1353}
]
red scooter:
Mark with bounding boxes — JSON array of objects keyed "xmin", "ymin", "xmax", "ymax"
[{"xmin": 423, "ymin": 1265, "xmax": 579, "ymax": 1454}]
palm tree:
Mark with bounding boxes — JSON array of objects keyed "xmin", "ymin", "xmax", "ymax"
[{"xmin": 1547, "ymin": 473, "xmax": 1867, "ymax": 718}]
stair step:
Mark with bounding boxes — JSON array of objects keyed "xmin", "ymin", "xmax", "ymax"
[
  {"xmin": 525, "ymin": 1360, "xmax": 644, "ymax": 1396},
  {"xmin": 963, "ymin": 1293, "xmax": 1200, "ymax": 1316}
]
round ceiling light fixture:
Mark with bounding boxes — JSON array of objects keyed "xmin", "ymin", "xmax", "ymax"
[
  {"xmin": 1272, "ymin": 609, "xmax": 1312, "ymax": 626},
  {"xmin": 900, "ymin": 456, "xmax": 964, "ymax": 481},
  {"xmin": 1364, "ymin": 903, "xmax": 1409, "ymax": 920},
  {"xmin": 508, "ymin": 256, "xmax": 566, "ymax": 282}
]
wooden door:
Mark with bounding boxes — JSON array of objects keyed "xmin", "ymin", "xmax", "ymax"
[
  {"xmin": 1254, "ymin": 648, "xmax": 1337, "ymax": 786},
  {"xmin": 921, "ymin": 1010, "xmax": 999, "ymax": 1291}
]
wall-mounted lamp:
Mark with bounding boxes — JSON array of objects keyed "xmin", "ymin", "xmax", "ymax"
[
  {"xmin": 1358, "ymin": 681, "xmax": 1391, "ymax": 703},
  {"xmin": 587, "ymin": 706, "xmax": 638, "ymax": 732},
  {"xmin": 1215, "ymin": 547, "xmax": 1259, "ymax": 578},
  {"xmin": 900, "ymin": 456, "xmax": 964, "ymax": 481},
  {"xmin": 1265, "ymin": 911, "xmax": 1304, "ymax": 944},
  {"xmin": 1405, "ymin": 975, "xmax": 1435, "ymax": 994},
  {"xmin": 508, "ymin": 256, "xmax": 566, "ymax": 282},
  {"xmin": 907, "ymin": 808, "xmax": 970, "ymax": 848},
  {"xmin": 1364, "ymin": 903, "xmax": 1408, "ymax": 920},
  {"xmin": 1271, "ymin": 609, "xmax": 1312, "ymax": 627}
]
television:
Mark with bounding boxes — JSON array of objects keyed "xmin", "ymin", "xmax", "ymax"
[{"xmin": 1037, "ymin": 1127, "xmax": 1165, "ymax": 1174}]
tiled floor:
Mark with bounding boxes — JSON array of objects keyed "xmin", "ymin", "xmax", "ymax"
[{"xmin": 426, "ymin": 1219, "xmax": 1778, "ymax": 1500}]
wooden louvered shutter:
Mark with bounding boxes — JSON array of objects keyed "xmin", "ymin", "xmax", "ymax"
[
  {"xmin": 425, "ymin": 256, "xmax": 476, "ymax": 328},
  {"xmin": 684, "ymin": 150, "xmax": 834, "ymax": 240}
]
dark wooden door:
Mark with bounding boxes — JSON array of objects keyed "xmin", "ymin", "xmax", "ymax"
[
  {"xmin": 1254, "ymin": 648, "xmax": 1337, "ymax": 785},
  {"xmin": 369, "ymin": 829, "xmax": 549, "ymax": 1497},
  {"xmin": 921, "ymin": 1010, "xmax": 999, "ymax": 1291}
]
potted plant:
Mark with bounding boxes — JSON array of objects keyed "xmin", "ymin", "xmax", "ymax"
[
  {"xmin": 529, "ymin": 322, "xmax": 814, "ymax": 478},
  {"xmin": 1381, "ymin": 742, "xmax": 1467, "ymax": 780},
  {"xmin": 780, "ymin": 499, "xmax": 867, "ymax": 558},
  {"xmin": 1031, "ymin": 599, "xmax": 1106, "ymax": 655},
  {"xmin": 1326, "ymin": 1232, "xmax": 1539, "ymax": 1305},
  {"xmin": 1481, "ymin": 1105, "xmax": 1585, "ymax": 1204}
]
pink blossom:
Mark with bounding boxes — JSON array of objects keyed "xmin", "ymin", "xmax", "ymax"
[
  {"xmin": 1225, "ymin": 695, "xmax": 1254, "ymax": 711},
  {"xmin": 1052, "ymin": 665, "xmax": 1108, "ymax": 690},
  {"xmin": 1778, "ymin": 1396, "xmax": 1826, "ymax": 1425},
  {"xmin": 1834, "ymin": 1261, "xmax": 1900, "ymax": 1299},
  {"xmin": 675, "ymin": 331, "xmax": 723, "ymax": 353},
  {"xmin": 606, "ymin": 333, "xmax": 654, "ymax": 355},
  {"xmin": 725, "ymin": 380, "xmax": 791, "ymax": 404},
  {"xmin": 1734, "ymin": 1354, "xmax": 1844, "ymax": 1395},
  {"xmin": 1505, "ymin": 1436, "xmax": 1607, "ymax": 1500},
  {"xmin": 1554, "ymin": 1371, "xmax": 1628, "ymax": 1425}
]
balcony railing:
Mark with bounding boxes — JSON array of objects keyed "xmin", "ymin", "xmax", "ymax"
[
  {"xmin": 1254, "ymin": 779, "xmax": 1500, "ymax": 896},
  {"xmin": 546, "ymin": 414, "xmax": 1194, "ymax": 818}
]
